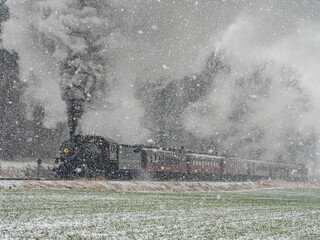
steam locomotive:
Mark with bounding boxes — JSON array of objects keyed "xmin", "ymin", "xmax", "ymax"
[{"xmin": 53, "ymin": 134, "xmax": 308, "ymax": 180}]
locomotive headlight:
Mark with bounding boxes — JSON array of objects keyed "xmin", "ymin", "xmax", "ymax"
[{"xmin": 64, "ymin": 148, "xmax": 69, "ymax": 154}]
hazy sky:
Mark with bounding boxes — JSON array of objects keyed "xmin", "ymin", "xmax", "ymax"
[
  {"xmin": 113, "ymin": 0, "xmax": 320, "ymax": 81},
  {"xmin": 3, "ymin": 0, "xmax": 320, "ymax": 145}
]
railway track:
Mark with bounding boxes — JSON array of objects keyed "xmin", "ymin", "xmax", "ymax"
[{"xmin": 0, "ymin": 178, "xmax": 63, "ymax": 181}]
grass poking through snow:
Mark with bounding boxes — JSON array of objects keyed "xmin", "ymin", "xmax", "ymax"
[{"xmin": 1, "ymin": 188, "xmax": 320, "ymax": 239}]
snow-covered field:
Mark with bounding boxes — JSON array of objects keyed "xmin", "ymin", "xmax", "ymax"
[
  {"xmin": 1, "ymin": 187, "xmax": 320, "ymax": 239},
  {"xmin": 0, "ymin": 160, "xmax": 56, "ymax": 179},
  {"xmin": 1, "ymin": 179, "xmax": 320, "ymax": 193},
  {"xmin": 1, "ymin": 161, "xmax": 320, "ymax": 239},
  {"xmin": 0, "ymin": 159, "xmax": 54, "ymax": 169}
]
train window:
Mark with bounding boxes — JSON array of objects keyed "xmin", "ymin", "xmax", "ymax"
[
  {"xmin": 111, "ymin": 145, "xmax": 116, "ymax": 153},
  {"xmin": 159, "ymin": 154, "xmax": 164, "ymax": 163},
  {"xmin": 167, "ymin": 155, "xmax": 171, "ymax": 165},
  {"xmin": 165, "ymin": 155, "xmax": 169, "ymax": 165}
]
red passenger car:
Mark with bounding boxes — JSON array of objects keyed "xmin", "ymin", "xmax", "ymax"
[
  {"xmin": 188, "ymin": 154, "xmax": 223, "ymax": 176},
  {"xmin": 143, "ymin": 148, "xmax": 187, "ymax": 175}
]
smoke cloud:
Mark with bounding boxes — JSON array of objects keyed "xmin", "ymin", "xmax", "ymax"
[
  {"xmin": 2, "ymin": 0, "xmax": 320, "ymax": 170},
  {"xmin": 2, "ymin": 0, "xmax": 126, "ymax": 136}
]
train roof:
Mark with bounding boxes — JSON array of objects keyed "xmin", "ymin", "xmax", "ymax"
[
  {"xmin": 142, "ymin": 147, "xmax": 183, "ymax": 154},
  {"xmin": 188, "ymin": 153, "xmax": 224, "ymax": 159},
  {"xmin": 229, "ymin": 157, "xmax": 305, "ymax": 167}
]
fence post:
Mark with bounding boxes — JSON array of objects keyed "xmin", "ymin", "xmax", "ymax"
[{"xmin": 37, "ymin": 159, "xmax": 42, "ymax": 179}]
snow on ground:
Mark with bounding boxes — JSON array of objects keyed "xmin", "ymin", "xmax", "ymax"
[
  {"xmin": 0, "ymin": 179, "xmax": 320, "ymax": 193},
  {"xmin": 1, "ymin": 188, "xmax": 320, "ymax": 239},
  {"xmin": 0, "ymin": 159, "xmax": 54, "ymax": 168},
  {"xmin": 0, "ymin": 159, "xmax": 56, "ymax": 178}
]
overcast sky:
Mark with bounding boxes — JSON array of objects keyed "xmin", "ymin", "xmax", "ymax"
[
  {"xmin": 3, "ymin": 0, "xmax": 320, "ymax": 145},
  {"xmin": 112, "ymin": 0, "xmax": 320, "ymax": 82}
]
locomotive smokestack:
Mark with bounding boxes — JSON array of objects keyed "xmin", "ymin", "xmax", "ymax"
[{"xmin": 67, "ymin": 98, "xmax": 84, "ymax": 139}]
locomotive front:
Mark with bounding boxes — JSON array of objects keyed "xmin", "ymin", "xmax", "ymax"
[{"xmin": 53, "ymin": 135, "xmax": 114, "ymax": 179}]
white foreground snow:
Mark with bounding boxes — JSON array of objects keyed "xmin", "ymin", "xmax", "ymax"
[{"xmin": 0, "ymin": 179, "xmax": 319, "ymax": 192}]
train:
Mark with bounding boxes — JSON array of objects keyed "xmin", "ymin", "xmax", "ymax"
[{"xmin": 53, "ymin": 134, "xmax": 308, "ymax": 181}]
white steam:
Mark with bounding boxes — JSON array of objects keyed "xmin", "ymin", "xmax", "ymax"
[
  {"xmin": 2, "ymin": 0, "xmax": 320, "ymax": 169},
  {"xmin": 2, "ymin": 0, "xmax": 66, "ymax": 127},
  {"xmin": 183, "ymin": 10, "xmax": 320, "ymax": 166},
  {"xmin": 1, "ymin": 0, "xmax": 147, "ymax": 141}
]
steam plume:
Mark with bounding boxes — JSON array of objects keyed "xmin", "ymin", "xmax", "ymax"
[
  {"xmin": 2, "ymin": 0, "xmax": 320, "ymax": 172},
  {"xmin": 2, "ymin": 0, "xmax": 124, "ymax": 137}
]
